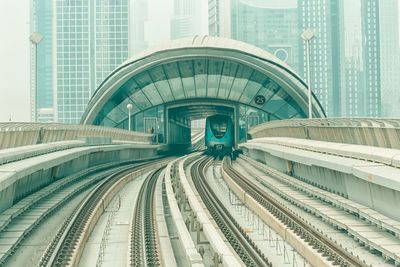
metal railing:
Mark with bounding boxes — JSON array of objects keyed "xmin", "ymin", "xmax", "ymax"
[
  {"xmin": 248, "ymin": 118, "xmax": 400, "ymax": 149},
  {"xmin": 0, "ymin": 123, "xmax": 153, "ymax": 150}
]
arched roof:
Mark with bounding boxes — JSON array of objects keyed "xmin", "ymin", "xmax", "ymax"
[{"xmin": 81, "ymin": 36, "xmax": 325, "ymax": 126}]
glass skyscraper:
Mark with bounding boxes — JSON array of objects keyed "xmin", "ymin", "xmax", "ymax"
[
  {"xmin": 31, "ymin": 0, "xmax": 129, "ymax": 124},
  {"xmin": 30, "ymin": 0, "xmax": 54, "ymax": 122},
  {"xmin": 209, "ymin": 0, "xmax": 339, "ymax": 115},
  {"xmin": 171, "ymin": 0, "xmax": 204, "ymax": 40},
  {"xmin": 361, "ymin": 0, "xmax": 381, "ymax": 117},
  {"xmin": 341, "ymin": 0, "xmax": 364, "ymax": 117},
  {"xmin": 132, "ymin": 0, "xmax": 148, "ymax": 55},
  {"xmin": 53, "ymin": 0, "xmax": 129, "ymax": 123},
  {"xmin": 231, "ymin": 0, "xmax": 300, "ymax": 72},
  {"xmin": 378, "ymin": 0, "xmax": 400, "ymax": 117},
  {"xmin": 341, "ymin": 0, "xmax": 399, "ymax": 117},
  {"xmin": 299, "ymin": 0, "xmax": 342, "ymax": 117},
  {"xmin": 208, "ymin": 0, "xmax": 231, "ymax": 38}
]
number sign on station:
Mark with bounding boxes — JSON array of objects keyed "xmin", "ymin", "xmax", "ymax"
[{"xmin": 254, "ymin": 95, "xmax": 266, "ymax": 106}]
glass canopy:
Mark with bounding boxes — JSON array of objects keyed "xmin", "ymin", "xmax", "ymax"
[{"xmin": 81, "ymin": 36, "xmax": 325, "ymax": 128}]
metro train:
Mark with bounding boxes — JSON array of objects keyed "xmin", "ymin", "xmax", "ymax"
[{"xmin": 205, "ymin": 115, "xmax": 234, "ymax": 157}]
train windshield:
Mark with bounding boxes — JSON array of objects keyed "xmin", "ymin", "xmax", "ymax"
[{"xmin": 210, "ymin": 116, "xmax": 228, "ymax": 138}]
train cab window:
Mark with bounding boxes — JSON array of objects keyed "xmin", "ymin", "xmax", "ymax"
[{"xmin": 210, "ymin": 116, "xmax": 228, "ymax": 138}]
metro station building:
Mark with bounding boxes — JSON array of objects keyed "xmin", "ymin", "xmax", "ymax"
[{"xmin": 81, "ymin": 36, "xmax": 325, "ymax": 148}]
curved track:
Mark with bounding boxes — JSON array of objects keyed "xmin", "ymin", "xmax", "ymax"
[
  {"xmin": 223, "ymin": 157, "xmax": 365, "ymax": 267},
  {"xmin": 130, "ymin": 168, "xmax": 162, "ymax": 266},
  {"xmin": 190, "ymin": 156, "xmax": 272, "ymax": 267},
  {"xmin": 38, "ymin": 159, "xmax": 165, "ymax": 267}
]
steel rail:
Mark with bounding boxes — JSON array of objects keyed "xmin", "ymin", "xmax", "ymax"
[
  {"xmin": 130, "ymin": 168, "xmax": 163, "ymax": 267},
  {"xmin": 223, "ymin": 157, "xmax": 365, "ymax": 267},
  {"xmin": 0, "ymin": 161, "xmax": 141, "ymax": 266},
  {"xmin": 38, "ymin": 159, "xmax": 167, "ymax": 267},
  {"xmin": 191, "ymin": 156, "xmax": 272, "ymax": 267}
]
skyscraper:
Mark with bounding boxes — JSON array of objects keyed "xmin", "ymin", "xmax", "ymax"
[
  {"xmin": 132, "ymin": 0, "xmax": 148, "ymax": 55},
  {"xmin": 378, "ymin": 0, "xmax": 400, "ymax": 117},
  {"xmin": 31, "ymin": 0, "xmax": 130, "ymax": 124},
  {"xmin": 208, "ymin": 0, "xmax": 342, "ymax": 116},
  {"xmin": 342, "ymin": 0, "xmax": 397, "ymax": 118},
  {"xmin": 131, "ymin": 0, "xmax": 173, "ymax": 55},
  {"xmin": 231, "ymin": 0, "xmax": 300, "ymax": 72},
  {"xmin": 341, "ymin": 0, "xmax": 364, "ymax": 117},
  {"xmin": 299, "ymin": 0, "xmax": 342, "ymax": 117},
  {"xmin": 171, "ymin": 0, "xmax": 205, "ymax": 39},
  {"xmin": 361, "ymin": 0, "xmax": 381, "ymax": 117},
  {"xmin": 53, "ymin": 0, "xmax": 129, "ymax": 123},
  {"xmin": 30, "ymin": 0, "xmax": 54, "ymax": 122},
  {"xmin": 208, "ymin": 0, "xmax": 231, "ymax": 38}
]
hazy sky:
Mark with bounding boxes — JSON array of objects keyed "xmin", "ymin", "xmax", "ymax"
[
  {"xmin": 0, "ymin": 1, "xmax": 399, "ymax": 123},
  {"xmin": 0, "ymin": 1, "xmax": 30, "ymax": 122}
]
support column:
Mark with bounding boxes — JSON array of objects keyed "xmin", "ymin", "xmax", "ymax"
[
  {"xmin": 164, "ymin": 105, "xmax": 168, "ymax": 144},
  {"xmin": 234, "ymin": 104, "xmax": 240, "ymax": 149}
]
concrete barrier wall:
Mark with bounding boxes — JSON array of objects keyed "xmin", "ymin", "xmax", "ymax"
[
  {"xmin": 0, "ymin": 145, "xmax": 158, "ymax": 213},
  {"xmin": 249, "ymin": 118, "xmax": 400, "ymax": 149},
  {"xmin": 241, "ymin": 145, "xmax": 400, "ymax": 221},
  {"xmin": 0, "ymin": 123, "xmax": 153, "ymax": 150}
]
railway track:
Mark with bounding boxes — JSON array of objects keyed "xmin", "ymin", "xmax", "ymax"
[
  {"xmin": 191, "ymin": 156, "xmax": 272, "ymax": 267},
  {"xmin": 38, "ymin": 159, "xmax": 167, "ymax": 267},
  {"xmin": 0, "ymin": 162, "xmax": 138, "ymax": 266},
  {"xmin": 130, "ymin": 168, "xmax": 163, "ymax": 267},
  {"xmin": 222, "ymin": 157, "xmax": 366, "ymax": 267}
]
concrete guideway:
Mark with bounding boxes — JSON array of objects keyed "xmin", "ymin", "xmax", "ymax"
[
  {"xmin": 0, "ymin": 164, "xmax": 126, "ymax": 265},
  {"xmin": 240, "ymin": 149, "xmax": 400, "ymax": 238},
  {"xmin": 0, "ymin": 122, "xmax": 152, "ymax": 150},
  {"xmin": 248, "ymin": 118, "xmax": 400, "ymax": 149},
  {"xmin": 165, "ymin": 154, "xmax": 242, "ymax": 266},
  {"xmin": 164, "ymin": 158, "xmax": 205, "ymax": 266},
  {"xmin": 202, "ymin": 160, "xmax": 311, "ymax": 267},
  {"xmin": 240, "ymin": 131, "xmax": 400, "ymax": 266},
  {"xmin": 240, "ymin": 139, "xmax": 400, "ymax": 222},
  {"xmin": 249, "ymin": 136, "xmax": 400, "ymax": 168},
  {"xmin": 221, "ymin": 157, "xmax": 348, "ymax": 267},
  {"xmin": 0, "ymin": 140, "xmax": 85, "ymax": 165},
  {"xmin": 0, "ymin": 142, "xmax": 158, "ymax": 213},
  {"xmin": 4, "ymin": 115, "xmax": 400, "ymax": 266},
  {"xmin": 235, "ymin": 155, "xmax": 400, "ymax": 266},
  {"xmin": 153, "ymin": 169, "xmax": 178, "ymax": 267},
  {"xmin": 189, "ymin": 156, "xmax": 271, "ymax": 266},
  {"xmin": 39, "ymin": 159, "xmax": 169, "ymax": 266}
]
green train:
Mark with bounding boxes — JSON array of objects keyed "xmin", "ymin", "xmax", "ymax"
[{"xmin": 205, "ymin": 115, "xmax": 234, "ymax": 157}]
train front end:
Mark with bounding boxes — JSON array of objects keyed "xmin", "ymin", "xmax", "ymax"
[{"xmin": 205, "ymin": 115, "xmax": 234, "ymax": 157}]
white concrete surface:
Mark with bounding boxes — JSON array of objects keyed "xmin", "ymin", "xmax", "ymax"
[{"xmin": 78, "ymin": 172, "xmax": 149, "ymax": 267}]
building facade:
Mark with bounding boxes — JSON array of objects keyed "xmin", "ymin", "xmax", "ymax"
[
  {"xmin": 231, "ymin": 0, "xmax": 300, "ymax": 72},
  {"xmin": 208, "ymin": 0, "xmax": 231, "ymax": 38},
  {"xmin": 31, "ymin": 0, "xmax": 129, "ymax": 124},
  {"xmin": 131, "ymin": 0, "xmax": 174, "ymax": 56},
  {"xmin": 30, "ymin": 0, "xmax": 53, "ymax": 122},
  {"xmin": 53, "ymin": 0, "xmax": 129, "ymax": 124},
  {"xmin": 378, "ymin": 0, "xmax": 400, "ymax": 117},
  {"xmin": 298, "ymin": 0, "xmax": 342, "ymax": 117},
  {"xmin": 209, "ymin": 0, "xmax": 341, "ymax": 116},
  {"xmin": 361, "ymin": 0, "xmax": 381, "ymax": 117},
  {"xmin": 341, "ymin": 0, "xmax": 398, "ymax": 118},
  {"xmin": 131, "ymin": 0, "xmax": 148, "ymax": 55},
  {"xmin": 209, "ymin": 0, "xmax": 400, "ymax": 118},
  {"xmin": 171, "ymin": 0, "xmax": 205, "ymax": 40}
]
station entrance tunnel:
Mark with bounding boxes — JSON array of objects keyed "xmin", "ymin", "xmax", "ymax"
[{"xmin": 80, "ymin": 36, "xmax": 326, "ymax": 150}]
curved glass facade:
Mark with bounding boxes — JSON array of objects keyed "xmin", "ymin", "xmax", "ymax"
[
  {"xmin": 81, "ymin": 36, "xmax": 325, "ymax": 143},
  {"xmin": 92, "ymin": 58, "xmax": 308, "ymax": 128}
]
